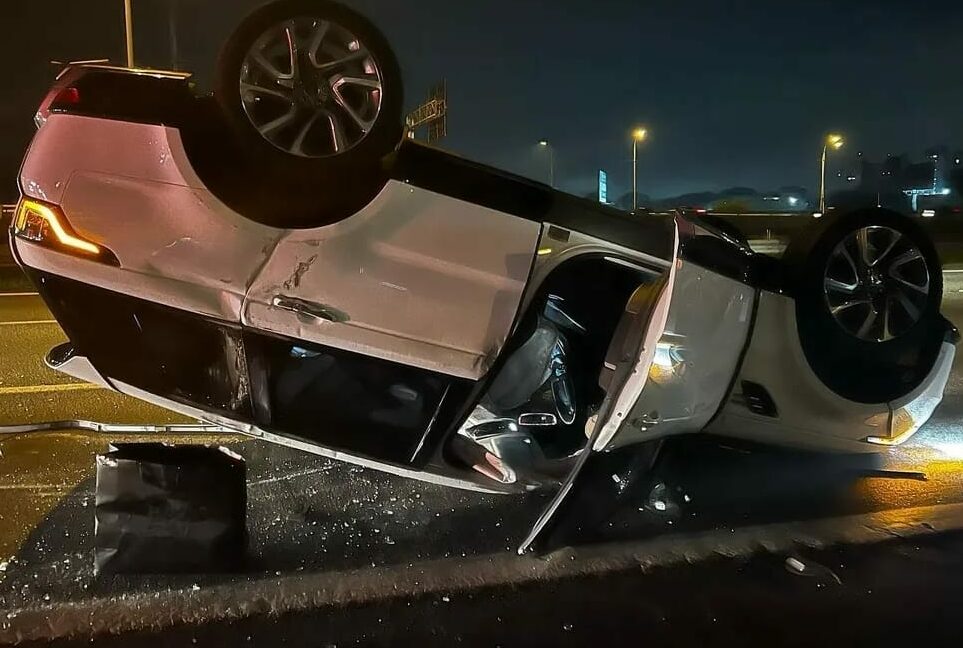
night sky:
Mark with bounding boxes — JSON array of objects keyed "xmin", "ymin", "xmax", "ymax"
[{"xmin": 1, "ymin": 0, "xmax": 962, "ymax": 204}]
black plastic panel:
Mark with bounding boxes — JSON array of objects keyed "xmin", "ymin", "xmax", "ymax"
[
  {"xmin": 244, "ymin": 331, "xmax": 471, "ymax": 466},
  {"xmin": 389, "ymin": 142, "xmax": 676, "ymax": 261},
  {"xmin": 52, "ymin": 67, "xmax": 195, "ymax": 127},
  {"xmin": 27, "ymin": 271, "xmax": 252, "ymax": 419}
]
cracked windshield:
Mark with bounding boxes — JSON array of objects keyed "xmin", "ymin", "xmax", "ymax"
[{"xmin": 1, "ymin": 0, "xmax": 963, "ymax": 645}]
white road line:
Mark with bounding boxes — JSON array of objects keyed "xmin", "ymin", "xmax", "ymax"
[
  {"xmin": 0, "ymin": 319, "xmax": 58, "ymax": 326},
  {"xmin": 0, "ymin": 292, "xmax": 39, "ymax": 297},
  {"xmin": 0, "ymin": 383, "xmax": 100, "ymax": 396}
]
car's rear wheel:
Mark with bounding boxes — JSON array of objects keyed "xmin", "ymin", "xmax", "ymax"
[
  {"xmin": 784, "ymin": 208, "xmax": 944, "ymax": 403},
  {"xmin": 214, "ymin": 0, "xmax": 404, "ymax": 227}
]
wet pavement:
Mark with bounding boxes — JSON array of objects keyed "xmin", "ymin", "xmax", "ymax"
[{"xmin": 0, "ymin": 268, "xmax": 961, "ymax": 644}]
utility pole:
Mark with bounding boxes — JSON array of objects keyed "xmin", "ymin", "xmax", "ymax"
[
  {"xmin": 538, "ymin": 140, "xmax": 555, "ymax": 188},
  {"xmin": 124, "ymin": 0, "xmax": 135, "ymax": 67},
  {"xmin": 169, "ymin": 0, "xmax": 179, "ymax": 70},
  {"xmin": 633, "ymin": 140, "xmax": 638, "ymax": 211},
  {"xmin": 819, "ymin": 133, "xmax": 845, "ymax": 213},
  {"xmin": 632, "ymin": 128, "xmax": 647, "ymax": 212},
  {"xmin": 819, "ymin": 144, "xmax": 827, "ymax": 213}
]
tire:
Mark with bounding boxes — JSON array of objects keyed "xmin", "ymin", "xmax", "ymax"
[
  {"xmin": 783, "ymin": 208, "xmax": 944, "ymax": 403},
  {"xmin": 214, "ymin": 0, "xmax": 404, "ymax": 227}
]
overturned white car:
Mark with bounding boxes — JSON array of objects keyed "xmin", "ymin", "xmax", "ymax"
[{"xmin": 11, "ymin": 1, "xmax": 957, "ymax": 541}]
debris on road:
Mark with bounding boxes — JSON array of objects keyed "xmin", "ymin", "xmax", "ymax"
[
  {"xmin": 784, "ymin": 555, "xmax": 842, "ymax": 585},
  {"xmin": 94, "ymin": 444, "xmax": 247, "ymax": 575}
]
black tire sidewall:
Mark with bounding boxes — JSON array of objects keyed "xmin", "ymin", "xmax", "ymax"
[
  {"xmin": 789, "ymin": 208, "xmax": 943, "ymax": 404},
  {"xmin": 214, "ymin": 0, "xmax": 404, "ymax": 210}
]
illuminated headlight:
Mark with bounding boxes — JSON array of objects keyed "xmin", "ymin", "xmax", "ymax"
[{"xmin": 13, "ymin": 198, "xmax": 119, "ymax": 266}]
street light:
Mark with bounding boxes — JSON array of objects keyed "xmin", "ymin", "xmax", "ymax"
[
  {"xmin": 819, "ymin": 133, "xmax": 845, "ymax": 213},
  {"xmin": 124, "ymin": 0, "xmax": 135, "ymax": 67},
  {"xmin": 538, "ymin": 140, "xmax": 555, "ymax": 188},
  {"xmin": 632, "ymin": 128, "xmax": 648, "ymax": 211}
]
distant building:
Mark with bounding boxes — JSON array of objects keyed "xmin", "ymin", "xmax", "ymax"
[{"xmin": 831, "ymin": 148, "xmax": 956, "ymax": 211}]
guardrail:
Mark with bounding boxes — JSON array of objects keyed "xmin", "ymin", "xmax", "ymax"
[{"xmin": 709, "ymin": 211, "xmax": 963, "ymax": 265}]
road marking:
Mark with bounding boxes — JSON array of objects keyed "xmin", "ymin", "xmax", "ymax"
[
  {"xmin": 0, "ymin": 382, "xmax": 100, "ymax": 396},
  {"xmin": 6, "ymin": 500, "xmax": 963, "ymax": 643},
  {"xmin": 0, "ymin": 319, "xmax": 58, "ymax": 327},
  {"xmin": 0, "ymin": 292, "xmax": 39, "ymax": 297}
]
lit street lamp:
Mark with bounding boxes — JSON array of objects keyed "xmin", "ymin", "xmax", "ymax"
[
  {"xmin": 538, "ymin": 140, "xmax": 555, "ymax": 188},
  {"xmin": 632, "ymin": 128, "xmax": 647, "ymax": 211},
  {"xmin": 819, "ymin": 133, "xmax": 845, "ymax": 213}
]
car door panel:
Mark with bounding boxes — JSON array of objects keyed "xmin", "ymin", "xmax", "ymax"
[
  {"xmin": 519, "ymin": 224, "xmax": 680, "ymax": 552},
  {"xmin": 607, "ymin": 260, "xmax": 756, "ymax": 448},
  {"xmin": 238, "ymin": 180, "xmax": 541, "ymax": 465},
  {"xmin": 592, "ymin": 223, "xmax": 680, "ymax": 450},
  {"xmin": 243, "ymin": 181, "xmax": 541, "ymax": 380}
]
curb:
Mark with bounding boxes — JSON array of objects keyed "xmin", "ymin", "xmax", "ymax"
[{"xmin": 4, "ymin": 501, "xmax": 963, "ymax": 643}]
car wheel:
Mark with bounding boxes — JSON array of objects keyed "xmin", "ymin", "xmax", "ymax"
[
  {"xmin": 785, "ymin": 208, "xmax": 944, "ymax": 403},
  {"xmin": 214, "ymin": 0, "xmax": 404, "ymax": 226}
]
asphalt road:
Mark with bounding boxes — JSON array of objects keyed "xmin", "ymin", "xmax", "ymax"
[{"xmin": 0, "ymin": 268, "xmax": 962, "ymax": 644}]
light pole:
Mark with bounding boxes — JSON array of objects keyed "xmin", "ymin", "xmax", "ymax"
[
  {"xmin": 632, "ymin": 128, "xmax": 647, "ymax": 211},
  {"xmin": 169, "ymin": 0, "xmax": 179, "ymax": 70},
  {"xmin": 819, "ymin": 133, "xmax": 845, "ymax": 213},
  {"xmin": 538, "ymin": 140, "xmax": 555, "ymax": 187},
  {"xmin": 124, "ymin": 0, "xmax": 135, "ymax": 67}
]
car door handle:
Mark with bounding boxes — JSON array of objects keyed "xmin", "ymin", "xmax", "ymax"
[{"xmin": 271, "ymin": 296, "xmax": 349, "ymax": 323}]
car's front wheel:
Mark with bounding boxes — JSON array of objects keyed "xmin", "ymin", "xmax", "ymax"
[{"xmin": 784, "ymin": 208, "xmax": 944, "ymax": 403}]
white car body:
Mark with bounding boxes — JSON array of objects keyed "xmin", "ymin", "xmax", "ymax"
[{"xmin": 11, "ymin": 66, "xmax": 957, "ymax": 503}]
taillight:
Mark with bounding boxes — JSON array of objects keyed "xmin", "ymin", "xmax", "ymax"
[
  {"xmin": 13, "ymin": 199, "xmax": 119, "ymax": 266},
  {"xmin": 52, "ymin": 86, "xmax": 81, "ymax": 107},
  {"xmin": 35, "ymin": 67, "xmax": 85, "ymax": 128}
]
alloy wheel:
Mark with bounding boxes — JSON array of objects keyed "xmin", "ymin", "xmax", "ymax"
[
  {"xmin": 823, "ymin": 225, "xmax": 931, "ymax": 342},
  {"xmin": 239, "ymin": 17, "xmax": 383, "ymax": 157}
]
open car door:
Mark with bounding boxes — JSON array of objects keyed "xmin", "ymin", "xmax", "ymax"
[
  {"xmin": 517, "ymin": 222, "xmax": 680, "ymax": 553},
  {"xmin": 240, "ymin": 181, "xmax": 541, "ymax": 467}
]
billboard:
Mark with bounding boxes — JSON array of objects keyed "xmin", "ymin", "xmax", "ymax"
[
  {"xmin": 406, "ymin": 80, "xmax": 447, "ymax": 144},
  {"xmin": 598, "ymin": 170, "xmax": 608, "ymax": 204}
]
